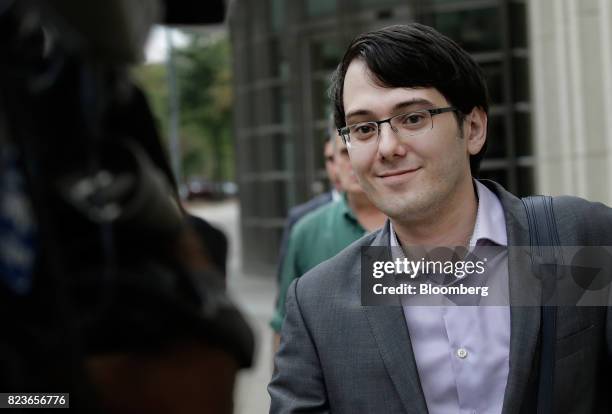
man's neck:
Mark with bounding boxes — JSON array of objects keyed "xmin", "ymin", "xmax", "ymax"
[
  {"xmin": 392, "ymin": 179, "xmax": 478, "ymax": 247},
  {"xmin": 347, "ymin": 191, "xmax": 386, "ymax": 232}
]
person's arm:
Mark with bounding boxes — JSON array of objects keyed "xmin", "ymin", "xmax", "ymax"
[
  {"xmin": 270, "ymin": 228, "xmax": 302, "ymax": 334},
  {"xmin": 275, "ymin": 212, "xmax": 296, "ymax": 285},
  {"xmin": 268, "ymin": 278, "xmax": 330, "ymax": 413}
]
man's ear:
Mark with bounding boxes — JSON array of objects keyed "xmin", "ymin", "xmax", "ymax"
[{"xmin": 464, "ymin": 107, "xmax": 487, "ymax": 156}]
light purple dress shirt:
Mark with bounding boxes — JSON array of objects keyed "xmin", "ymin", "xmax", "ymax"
[{"xmin": 390, "ymin": 181, "xmax": 510, "ymax": 414}]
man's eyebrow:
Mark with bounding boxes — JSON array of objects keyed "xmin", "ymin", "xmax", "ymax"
[
  {"xmin": 344, "ymin": 109, "xmax": 373, "ymax": 122},
  {"xmin": 392, "ymin": 98, "xmax": 435, "ymax": 111},
  {"xmin": 345, "ymin": 98, "xmax": 436, "ymax": 123}
]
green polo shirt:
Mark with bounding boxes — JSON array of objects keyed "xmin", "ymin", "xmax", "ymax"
[{"xmin": 271, "ymin": 194, "xmax": 366, "ymax": 332}]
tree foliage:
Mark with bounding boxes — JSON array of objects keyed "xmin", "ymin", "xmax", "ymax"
[{"xmin": 132, "ymin": 31, "xmax": 234, "ymax": 183}]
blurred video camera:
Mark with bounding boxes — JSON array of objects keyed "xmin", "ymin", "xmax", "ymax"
[{"xmin": 0, "ymin": 0, "xmax": 252, "ymax": 412}]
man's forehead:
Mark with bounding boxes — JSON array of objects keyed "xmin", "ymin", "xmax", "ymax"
[{"xmin": 342, "ymin": 59, "xmax": 447, "ymax": 120}]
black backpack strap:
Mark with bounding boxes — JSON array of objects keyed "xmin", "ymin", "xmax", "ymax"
[{"xmin": 522, "ymin": 195, "xmax": 560, "ymax": 414}]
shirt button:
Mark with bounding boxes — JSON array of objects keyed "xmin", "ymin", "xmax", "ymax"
[{"xmin": 456, "ymin": 347, "xmax": 468, "ymax": 359}]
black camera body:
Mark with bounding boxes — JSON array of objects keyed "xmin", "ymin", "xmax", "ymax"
[{"xmin": 0, "ymin": 1, "xmax": 252, "ymax": 410}]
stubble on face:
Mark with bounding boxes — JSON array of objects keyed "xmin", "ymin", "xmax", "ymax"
[
  {"xmin": 367, "ymin": 129, "xmax": 469, "ymax": 225},
  {"xmin": 342, "ymin": 60, "xmax": 473, "ymax": 225}
]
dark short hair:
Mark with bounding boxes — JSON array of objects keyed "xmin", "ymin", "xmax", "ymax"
[{"xmin": 330, "ymin": 23, "xmax": 489, "ymax": 174}]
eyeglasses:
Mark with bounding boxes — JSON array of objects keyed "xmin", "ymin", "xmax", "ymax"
[{"xmin": 338, "ymin": 106, "xmax": 459, "ymax": 150}]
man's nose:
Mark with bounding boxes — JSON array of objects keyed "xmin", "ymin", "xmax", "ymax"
[{"xmin": 377, "ymin": 122, "xmax": 407, "ymax": 159}]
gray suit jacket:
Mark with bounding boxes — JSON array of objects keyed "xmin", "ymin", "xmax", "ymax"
[{"xmin": 269, "ymin": 181, "xmax": 612, "ymax": 413}]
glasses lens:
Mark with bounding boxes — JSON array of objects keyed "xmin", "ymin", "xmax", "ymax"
[
  {"xmin": 348, "ymin": 122, "xmax": 378, "ymax": 143},
  {"xmin": 391, "ymin": 111, "xmax": 433, "ymax": 138}
]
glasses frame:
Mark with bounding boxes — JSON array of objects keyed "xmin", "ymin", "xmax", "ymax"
[{"xmin": 338, "ymin": 106, "xmax": 460, "ymax": 148}]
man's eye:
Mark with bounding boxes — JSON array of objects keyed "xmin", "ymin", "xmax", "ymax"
[{"xmin": 351, "ymin": 124, "xmax": 375, "ymax": 135}]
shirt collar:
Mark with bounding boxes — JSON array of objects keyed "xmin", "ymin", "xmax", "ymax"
[
  {"xmin": 331, "ymin": 189, "xmax": 342, "ymax": 202},
  {"xmin": 471, "ymin": 180, "xmax": 507, "ymax": 246},
  {"xmin": 389, "ymin": 180, "xmax": 507, "ymax": 247},
  {"xmin": 338, "ymin": 192, "xmax": 358, "ymax": 223}
]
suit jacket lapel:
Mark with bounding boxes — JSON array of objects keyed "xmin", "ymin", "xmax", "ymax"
[
  {"xmin": 363, "ymin": 184, "xmax": 545, "ymax": 414},
  {"xmin": 363, "ymin": 221, "xmax": 429, "ymax": 414},
  {"xmin": 483, "ymin": 181, "xmax": 542, "ymax": 414}
]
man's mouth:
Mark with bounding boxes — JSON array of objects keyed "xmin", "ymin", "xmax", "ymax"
[{"xmin": 377, "ymin": 167, "xmax": 421, "ymax": 179}]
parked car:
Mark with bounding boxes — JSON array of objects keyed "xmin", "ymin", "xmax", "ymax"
[{"xmin": 180, "ymin": 178, "xmax": 237, "ymax": 201}]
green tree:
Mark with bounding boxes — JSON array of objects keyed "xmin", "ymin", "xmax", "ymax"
[
  {"xmin": 176, "ymin": 32, "xmax": 234, "ymax": 182},
  {"xmin": 133, "ymin": 31, "xmax": 234, "ymax": 184}
]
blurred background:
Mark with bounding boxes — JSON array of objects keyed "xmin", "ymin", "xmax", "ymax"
[{"xmin": 136, "ymin": 0, "xmax": 612, "ymax": 411}]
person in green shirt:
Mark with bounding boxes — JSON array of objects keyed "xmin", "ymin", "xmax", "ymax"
[{"xmin": 270, "ymin": 132, "xmax": 386, "ymax": 339}]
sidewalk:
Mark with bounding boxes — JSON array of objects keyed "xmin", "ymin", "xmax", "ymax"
[{"xmin": 187, "ymin": 199, "xmax": 275, "ymax": 414}]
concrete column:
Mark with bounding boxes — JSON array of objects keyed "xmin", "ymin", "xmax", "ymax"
[{"xmin": 529, "ymin": 0, "xmax": 612, "ymax": 204}]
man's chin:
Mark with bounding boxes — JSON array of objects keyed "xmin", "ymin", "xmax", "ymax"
[
  {"xmin": 372, "ymin": 190, "xmax": 430, "ymax": 220},
  {"xmin": 370, "ymin": 194, "xmax": 411, "ymax": 217}
]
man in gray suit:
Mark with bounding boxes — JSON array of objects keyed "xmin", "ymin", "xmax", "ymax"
[{"xmin": 269, "ymin": 23, "xmax": 612, "ymax": 413}]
